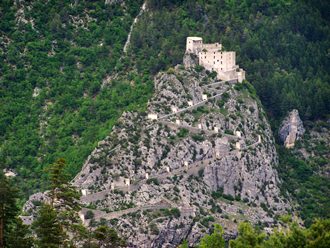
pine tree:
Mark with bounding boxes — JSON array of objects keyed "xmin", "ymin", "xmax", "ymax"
[
  {"xmin": 6, "ymin": 218, "xmax": 34, "ymax": 248},
  {"xmin": 47, "ymin": 158, "xmax": 80, "ymax": 210},
  {"xmin": 32, "ymin": 204, "xmax": 65, "ymax": 248},
  {"xmin": 93, "ymin": 225, "xmax": 126, "ymax": 248},
  {"xmin": 42, "ymin": 158, "xmax": 85, "ymax": 247},
  {"xmin": 0, "ymin": 171, "xmax": 19, "ymax": 248}
]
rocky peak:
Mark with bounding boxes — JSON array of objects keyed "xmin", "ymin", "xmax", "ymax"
[
  {"xmin": 69, "ymin": 65, "xmax": 290, "ymax": 247},
  {"xmin": 279, "ymin": 109, "xmax": 305, "ymax": 148}
]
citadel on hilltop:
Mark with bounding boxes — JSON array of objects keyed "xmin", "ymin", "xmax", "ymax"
[{"xmin": 186, "ymin": 37, "xmax": 246, "ymax": 82}]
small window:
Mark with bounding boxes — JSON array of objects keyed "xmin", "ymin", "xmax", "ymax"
[
  {"xmin": 205, "ymin": 56, "xmax": 206, "ymax": 59},
  {"xmin": 217, "ymin": 60, "xmax": 219, "ymax": 62},
  {"xmin": 214, "ymin": 56, "xmax": 215, "ymax": 59}
]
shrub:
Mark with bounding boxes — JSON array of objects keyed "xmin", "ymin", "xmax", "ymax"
[
  {"xmin": 177, "ymin": 128, "xmax": 189, "ymax": 138},
  {"xmin": 85, "ymin": 210, "xmax": 95, "ymax": 219},
  {"xmin": 192, "ymin": 134, "xmax": 205, "ymax": 142},
  {"xmin": 146, "ymin": 178, "xmax": 160, "ymax": 185}
]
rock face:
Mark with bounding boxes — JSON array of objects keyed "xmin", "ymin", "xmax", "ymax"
[
  {"xmin": 72, "ymin": 66, "xmax": 290, "ymax": 247},
  {"xmin": 279, "ymin": 109, "xmax": 305, "ymax": 148},
  {"xmin": 183, "ymin": 53, "xmax": 198, "ymax": 69}
]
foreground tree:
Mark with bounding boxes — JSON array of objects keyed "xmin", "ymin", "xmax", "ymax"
[
  {"xmin": 0, "ymin": 172, "xmax": 18, "ymax": 248},
  {"xmin": 229, "ymin": 222, "xmax": 266, "ymax": 248},
  {"xmin": 198, "ymin": 224, "xmax": 225, "ymax": 248},
  {"xmin": 183, "ymin": 219, "xmax": 330, "ymax": 248},
  {"xmin": 32, "ymin": 159, "xmax": 85, "ymax": 247},
  {"xmin": 93, "ymin": 225, "xmax": 126, "ymax": 248},
  {"xmin": 6, "ymin": 218, "xmax": 34, "ymax": 248},
  {"xmin": 32, "ymin": 204, "xmax": 65, "ymax": 248},
  {"xmin": 0, "ymin": 171, "xmax": 33, "ymax": 248}
]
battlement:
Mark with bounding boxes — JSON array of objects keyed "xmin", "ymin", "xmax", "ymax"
[
  {"xmin": 202, "ymin": 43, "xmax": 222, "ymax": 51},
  {"xmin": 185, "ymin": 37, "xmax": 246, "ymax": 82}
]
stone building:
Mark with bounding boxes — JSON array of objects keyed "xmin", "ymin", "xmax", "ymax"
[{"xmin": 186, "ymin": 37, "xmax": 246, "ymax": 82}]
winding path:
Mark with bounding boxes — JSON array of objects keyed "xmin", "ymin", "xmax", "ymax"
[{"xmin": 79, "ymin": 78, "xmax": 263, "ymax": 220}]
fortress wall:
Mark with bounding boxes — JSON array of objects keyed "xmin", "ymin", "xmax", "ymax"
[
  {"xmin": 186, "ymin": 36, "xmax": 245, "ymax": 82},
  {"xmin": 199, "ymin": 51, "xmax": 236, "ymax": 72},
  {"xmin": 203, "ymin": 43, "xmax": 222, "ymax": 50}
]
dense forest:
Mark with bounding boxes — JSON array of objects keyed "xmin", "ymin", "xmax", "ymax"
[
  {"xmin": 0, "ymin": 0, "xmax": 329, "ymax": 229},
  {"xmin": 0, "ymin": 0, "xmax": 153, "ymax": 197}
]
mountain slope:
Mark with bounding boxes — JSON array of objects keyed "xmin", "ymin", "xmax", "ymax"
[
  {"xmin": 72, "ymin": 65, "xmax": 290, "ymax": 247},
  {"xmin": 0, "ymin": 0, "xmax": 150, "ymax": 196}
]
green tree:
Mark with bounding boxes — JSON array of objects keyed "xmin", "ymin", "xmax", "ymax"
[
  {"xmin": 178, "ymin": 240, "xmax": 189, "ymax": 248},
  {"xmin": 47, "ymin": 158, "xmax": 80, "ymax": 209},
  {"xmin": 0, "ymin": 172, "xmax": 19, "ymax": 248},
  {"xmin": 93, "ymin": 225, "xmax": 126, "ymax": 248},
  {"xmin": 198, "ymin": 224, "xmax": 225, "ymax": 248},
  {"xmin": 32, "ymin": 204, "xmax": 64, "ymax": 248},
  {"xmin": 6, "ymin": 218, "xmax": 34, "ymax": 248},
  {"xmin": 0, "ymin": 171, "xmax": 35, "ymax": 248},
  {"xmin": 229, "ymin": 222, "xmax": 266, "ymax": 248},
  {"xmin": 46, "ymin": 158, "xmax": 85, "ymax": 246},
  {"xmin": 306, "ymin": 219, "xmax": 330, "ymax": 248}
]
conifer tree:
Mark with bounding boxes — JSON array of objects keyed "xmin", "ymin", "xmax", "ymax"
[
  {"xmin": 0, "ymin": 171, "xmax": 19, "ymax": 248},
  {"xmin": 6, "ymin": 218, "xmax": 34, "ymax": 248},
  {"xmin": 93, "ymin": 225, "xmax": 126, "ymax": 248},
  {"xmin": 35, "ymin": 159, "xmax": 86, "ymax": 247},
  {"xmin": 32, "ymin": 204, "xmax": 65, "ymax": 248}
]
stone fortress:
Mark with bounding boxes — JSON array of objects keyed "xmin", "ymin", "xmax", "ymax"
[{"xmin": 186, "ymin": 37, "xmax": 246, "ymax": 82}]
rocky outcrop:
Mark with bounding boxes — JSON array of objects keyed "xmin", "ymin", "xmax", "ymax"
[
  {"xmin": 71, "ymin": 65, "xmax": 290, "ymax": 247},
  {"xmin": 22, "ymin": 192, "xmax": 51, "ymax": 222},
  {"xmin": 183, "ymin": 53, "xmax": 198, "ymax": 69},
  {"xmin": 279, "ymin": 109, "xmax": 305, "ymax": 148}
]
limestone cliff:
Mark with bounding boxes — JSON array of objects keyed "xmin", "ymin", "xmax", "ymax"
[
  {"xmin": 71, "ymin": 65, "xmax": 290, "ymax": 247},
  {"xmin": 279, "ymin": 109, "xmax": 305, "ymax": 148}
]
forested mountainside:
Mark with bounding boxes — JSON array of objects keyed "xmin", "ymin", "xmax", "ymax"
[
  {"xmin": 0, "ymin": 0, "xmax": 329, "ymax": 229},
  {"xmin": 1, "ymin": 0, "xmax": 152, "ymax": 196}
]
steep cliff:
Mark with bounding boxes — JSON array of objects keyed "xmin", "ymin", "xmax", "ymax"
[
  {"xmin": 279, "ymin": 109, "xmax": 305, "ymax": 148},
  {"xmin": 72, "ymin": 65, "xmax": 290, "ymax": 247}
]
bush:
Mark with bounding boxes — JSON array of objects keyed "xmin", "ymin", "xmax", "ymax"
[
  {"xmin": 192, "ymin": 134, "xmax": 205, "ymax": 142},
  {"xmin": 177, "ymin": 128, "xmax": 189, "ymax": 138},
  {"xmin": 149, "ymin": 223, "xmax": 159, "ymax": 235},
  {"xmin": 146, "ymin": 178, "xmax": 160, "ymax": 185},
  {"xmin": 85, "ymin": 210, "xmax": 95, "ymax": 219}
]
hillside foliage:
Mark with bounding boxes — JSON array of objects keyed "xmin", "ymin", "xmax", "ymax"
[{"xmin": 0, "ymin": 0, "xmax": 152, "ymax": 196}]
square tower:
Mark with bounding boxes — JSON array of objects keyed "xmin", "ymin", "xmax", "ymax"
[{"xmin": 186, "ymin": 37, "xmax": 203, "ymax": 54}]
